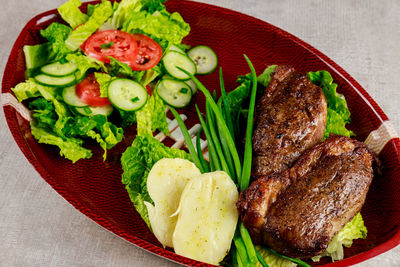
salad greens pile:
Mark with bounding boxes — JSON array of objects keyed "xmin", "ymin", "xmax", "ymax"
[{"xmin": 12, "ymin": 0, "xmax": 191, "ymax": 162}]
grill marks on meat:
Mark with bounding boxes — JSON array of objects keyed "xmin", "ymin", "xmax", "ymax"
[
  {"xmin": 252, "ymin": 65, "xmax": 327, "ymax": 178},
  {"xmin": 237, "ymin": 136, "xmax": 375, "ymax": 258}
]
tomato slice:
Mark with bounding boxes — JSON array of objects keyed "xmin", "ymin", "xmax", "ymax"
[
  {"xmin": 130, "ymin": 34, "xmax": 163, "ymax": 71},
  {"xmin": 81, "ymin": 30, "xmax": 138, "ymax": 65},
  {"xmin": 146, "ymin": 85, "xmax": 152, "ymax": 95},
  {"xmin": 76, "ymin": 73, "xmax": 111, "ymax": 107}
]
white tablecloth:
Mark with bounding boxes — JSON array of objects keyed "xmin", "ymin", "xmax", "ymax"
[{"xmin": 1, "ymin": 0, "xmax": 399, "ymax": 266}]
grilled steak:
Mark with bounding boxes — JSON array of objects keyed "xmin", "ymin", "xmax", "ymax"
[
  {"xmin": 237, "ymin": 136, "xmax": 376, "ymax": 258},
  {"xmin": 252, "ymin": 65, "xmax": 327, "ymax": 178}
]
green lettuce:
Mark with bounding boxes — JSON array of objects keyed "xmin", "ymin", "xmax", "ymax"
[
  {"xmin": 226, "ymin": 65, "xmax": 277, "ymax": 111},
  {"xmin": 312, "ymin": 213, "xmax": 367, "ymax": 262},
  {"xmin": 23, "ymin": 43, "xmax": 50, "ymax": 70},
  {"xmin": 30, "ymin": 122, "xmax": 92, "ymax": 163},
  {"xmin": 65, "ymin": 0, "xmax": 113, "ymax": 51},
  {"xmin": 140, "ymin": 65, "xmax": 162, "ymax": 86},
  {"xmin": 11, "ymin": 78, "xmax": 58, "ymax": 102},
  {"xmin": 11, "ymin": 79, "xmax": 42, "ymax": 102},
  {"xmin": 29, "ymin": 98, "xmax": 58, "ymax": 129},
  {"xmin": 94, "ymin": 72, "xmax": 114, "ymax": 97},
  {"xmin": 307, "ymin": 70, "xmax": 354, "ymax": 139},
  {"xmin": 255, "ymin": 246, "xmax": 296, "ymax": 267},
  {"xmin": 140, "ymin": 0, "xmax": 167, "ymax": 14},
  {"xmin": 57, "ymin": 0, "xmax": 88, "ymax": 29},
  {"xmin": 121, "ymin": 10, "xmax": 190, "ymax": 45},
  {"xmin": 257, "ymin": 65, "xmax": 278, "ymax": 87},
  {"xmin": 61, "ymin": 113, "xmax": 123, "ymax": 159},
  {"xmin": 226, "ymin": 65, "xmax": 277, "ymax": 140},
  {"xmin": 66, "ymin": 52, "xmax": 104, "ymax": 78},
  {"xmin": 40, "ymin": 22, "xmax": 72, "ymax": 62},
  {"xmin": 28, "ymin": 97, "xmax": 123, "ymax": 162},
  {"xmin": 109, "ymin": 0, "xmax": 143, "ymax": 29},
  {"xmin": 119, "ymin": 110, "xmax": 137, "ymax": 128},
  {"xmin": 136, "ymin": 93, "xmax": 169, "ymax": 136},
  {"xmin": 107, "ymin": 57, "xmax": 144, "ymax": 81},
  {"xmin": 121, "ymin": 134, "xmax": 191, "ymax": 228}
]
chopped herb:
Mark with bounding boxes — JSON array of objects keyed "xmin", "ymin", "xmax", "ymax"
[
  {"xmin": 100, "ymin": 41, "xmax": 114, "ymax": 49},
  {"xmin": 131, "ymin": 96, "xmax": 140, "ymax": 103},
  {"xmin": 180, "ymin": 87, "xmax": 189, "ymax": 94}
]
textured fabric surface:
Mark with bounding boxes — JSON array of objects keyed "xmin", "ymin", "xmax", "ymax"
[{"xmin": 0, "ymin": 0, "xmax": 399, "ymax": 266}]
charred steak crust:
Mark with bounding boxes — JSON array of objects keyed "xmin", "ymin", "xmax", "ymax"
[
  {"xmin": 252, "ymin": 65, "xmax": 327, "ymax": 178},
  {"xmin": 238, "ymin": 136, "xmax": 376, "ymax": 258}
]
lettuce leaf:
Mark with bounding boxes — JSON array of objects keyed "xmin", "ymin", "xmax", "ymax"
[
  {"xmin": 66, "ymin": 52, "xmax": 104, "ymax": 78},
  {"xmin": 307, "ymin": 70, "xmax": 354, "ymax": 139},
  {"xmin": 65, "ymin": 0, "xmax": 113, "ymax": 51},
  {"xmin": 23, "ymin": 43, "xmax": 50, "ymax": 70},
  {"xmin": 28, "ymin": 96, "xmax": 123, "ymax": 162},
  {"xmin": 226, "ymin": 65, "xmax": 277, "ymax": 112},
  {"xmin": 121, "ymin": 10, "xmax": 190, "ymax": 45},
  {"xmin": 40, "ymin": 22, "xmax": 72, "ymax": 62},
  {"xmin": 11, "ymin": 78, "xmax": 59, "ymax": 102},
  {"xmin": 57, "ymin": 0, "xmax": 88, "ymax": 29},
  {"xmin": 121, "ymin": 134, "xmax": 191, "ymax": 228},
  {"xmin": 30, "ymin": 122, "xmax": 92, "ymax": 163},
  {"xmin": 11, "ymin": 79, "xmax": 42, "ymax": 102},
  {"xmin": 140, "ymin": 0, "xmax": 167, "ymax": 14},
  {"xmin": 255, "ymin": 246, "xmax": 296, "ymax": 267},
  {"xmin": 226, "ymin": 73, "xmax": 252, "ymax": 112},
  {"xmin": 119, "ymin": 110, "xmax": 137, "ymax": 128},
  {"xmin": 94, "ymin": 72, "xmax": 114, "ymax": 97},
  {"xmin": 136, "ymin": 93, "xmax": 169, "ymax": 136},
  {"xmin": 61, "ymin": 113, "xmax": 123, "ymax": 159},
  {"xmin": 107, "ymin": 57, "xmax": 144, "ymax": 81},
  {"xmin": 140, "ymin": 65, "xmax": 162, "ymax": 86},
  {"xmin": 109, "ymin": 0, "xmax": 143, "ymax": 29},
  {"xmin": 257, "ymin": 65, "xmax": 278, "ymax": 87},
  {"xmin": 312, "ymin": 213, "xmax": 367, "ymax": 262}
]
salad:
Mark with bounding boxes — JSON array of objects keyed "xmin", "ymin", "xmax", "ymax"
[{"xmin": 11, "ymin": 0, "xmax": 217, "ymax": 162}]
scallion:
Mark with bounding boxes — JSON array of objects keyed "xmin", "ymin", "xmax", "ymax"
[{"xmin": 170, "ymin": 107, "xmax": 204, "ymax": 173}]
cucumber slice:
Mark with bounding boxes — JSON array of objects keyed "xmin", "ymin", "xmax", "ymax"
[
  {"xmin": 187, "ymin": 45, "xmax": 218, "ymax": 75},
  {"xmin": 185, "ymin": 79, "xmax": 197, "ymax": 94},
  {"xmin": 108, "ymin": 79, "xmax": 148, "ymax": 111},
  {"xmin": 62, "ymin": 86, "xmax": 88, "ymax": 107},
  {"xmin": 161, "ymin": 74, "xmax": 197, "ymax": 95},
  {"xmin": 156, "ymin": 79, "xmax": 192, "ymax": 108},
  {"xmin": 34, "ymin": 73, "xmax": 76, "ymax": 88},
  {"xmin": 75, "ymin": 104, "xmax": 114, "ymax": 116},
  {"xmin": 40, "ymin": 62, "xmax": 78, "ymax": 77},
  {"xmin": 168, "ymin": 44, "xmax": 185, "ymax": 53},
  {"xmin": 162, "ymin": 51, "xmax": 196, "ymax": 80}
]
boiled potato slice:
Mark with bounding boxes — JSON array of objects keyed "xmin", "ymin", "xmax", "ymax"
[
  {"xmin": 172, "ymin": 171, "xmax": 239, "ymax": 265},
  {"xmin": 145, "ymin": 158, "xmax": 201, "ymax": 248}
]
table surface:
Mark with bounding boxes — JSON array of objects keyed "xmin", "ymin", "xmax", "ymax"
[{"xmin": 1, "ymin": 0, "xmax": 399, "ymax": 266}]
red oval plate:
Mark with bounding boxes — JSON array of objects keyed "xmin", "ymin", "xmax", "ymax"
[{"xmin": 2, "ymin": 0, "xmax": 400, "ymax": 266}]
